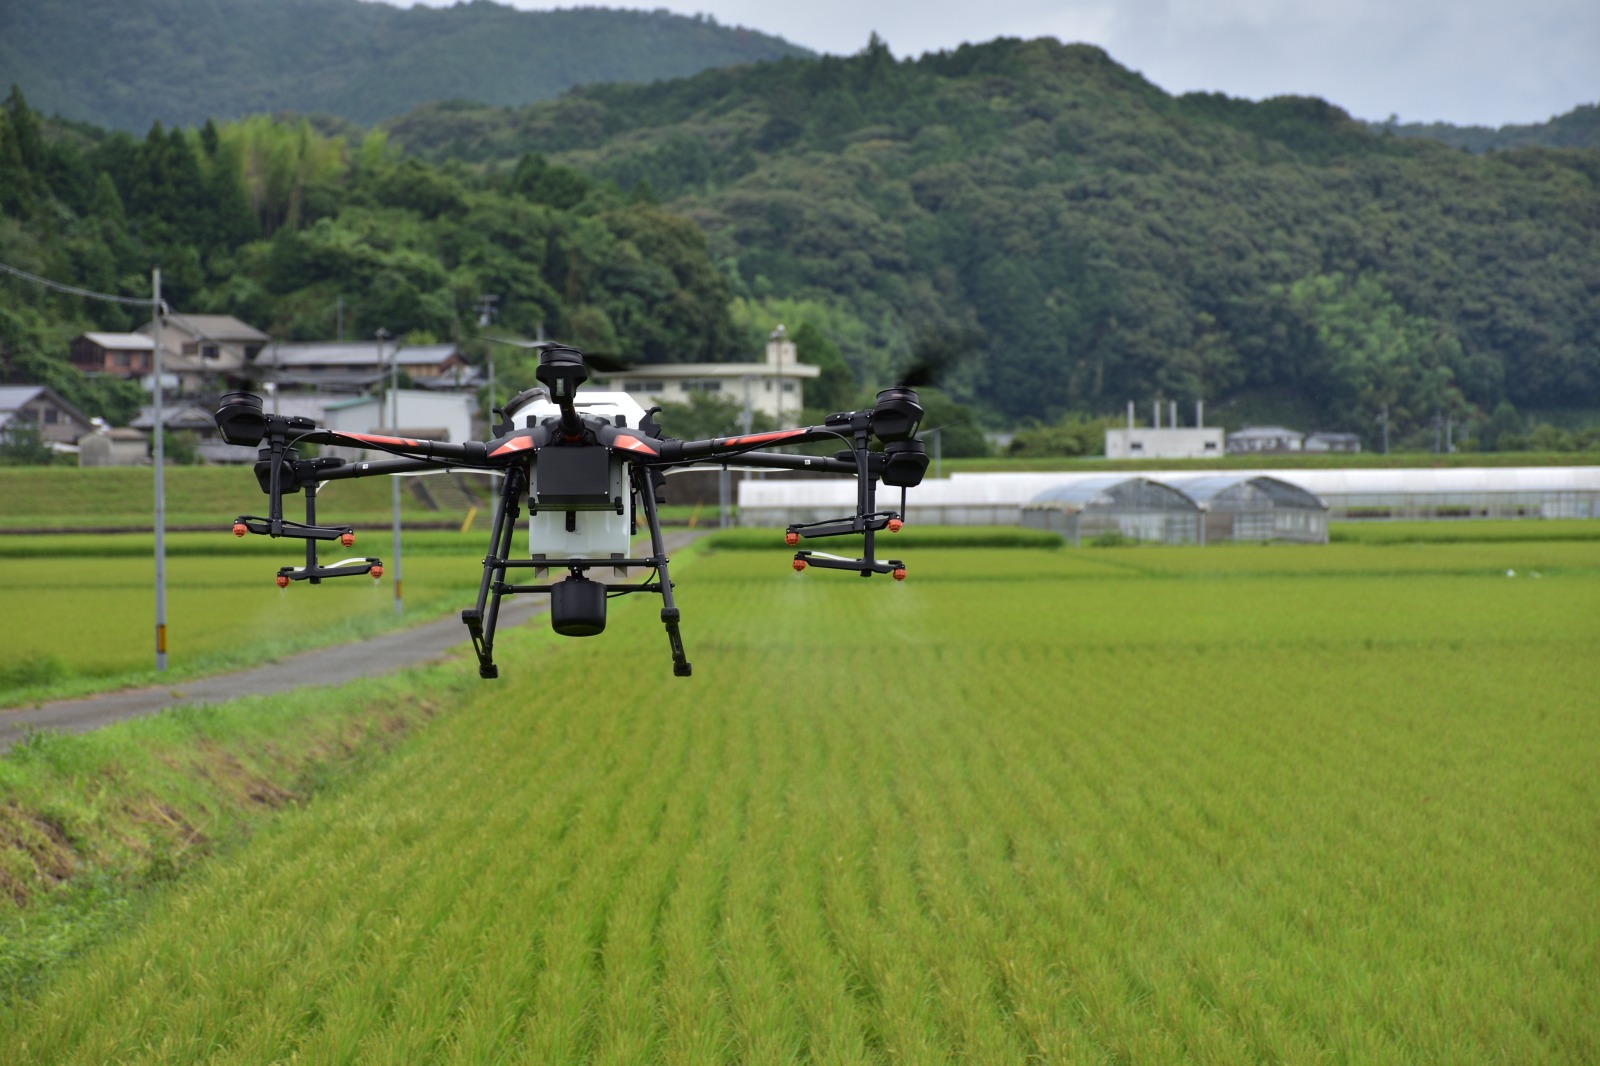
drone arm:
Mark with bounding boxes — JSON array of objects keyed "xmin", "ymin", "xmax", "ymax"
[
  {"xmin": 312, "ymin": 455, "xmax": 458, "ymax": 482},
  {"xmin": 655, "ymin": 425, "xmax": 837, "ymax": 463},
  {"xmin": 303, "ymin": 430, "xmax": 492, "ymax": 467},
  {"xmin": 702, "ymin": 450, "xmax": 860, "ymax": 475}
]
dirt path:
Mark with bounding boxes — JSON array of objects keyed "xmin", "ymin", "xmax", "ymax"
[{"xmin": 0, "ymin": 532, "xmax": 704, "ymax": 752}]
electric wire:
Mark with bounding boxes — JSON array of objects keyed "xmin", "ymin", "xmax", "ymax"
[{"xmin": 0, "ymin": 259, "xmax": 163, "ymax": 308}]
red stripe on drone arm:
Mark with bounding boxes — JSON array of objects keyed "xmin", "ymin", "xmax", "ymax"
[
  {"xmin": 612, "ymin": 434, "xmax": 659, "ymax": 455},
  {"xmin": 721, "ymin": 430, "xmax": 807, "ymax": 448},
  {"xmin": 339, "ymin": 432, "xmax": 421, "ymax": 448},
  {"xmin": 489, "ymin": 435, "xmax": 535, "ymax": 457}
]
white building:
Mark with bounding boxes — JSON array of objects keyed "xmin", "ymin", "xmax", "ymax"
[
  {"xmin": 320, "ymin": 390, "xmax": 477, "ymax": 462},
  {"xmin": 589, "ymin": 325, "xmax": 820, "ymax": 428},
  {"xmin": 1105, "ymin": 399, "xmax": 1224, "ymax": 459}
]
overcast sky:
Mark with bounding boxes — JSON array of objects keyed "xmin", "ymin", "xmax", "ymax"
[{"xmin": 386, "ymin": 0, "xmax": 1598, "ymax": 127}]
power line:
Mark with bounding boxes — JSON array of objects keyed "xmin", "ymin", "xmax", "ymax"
[{"xmin": 0, "ymin": 259, "xmax": 162, "ymax": 309}]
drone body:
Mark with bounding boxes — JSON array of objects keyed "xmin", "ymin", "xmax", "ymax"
[{"xmin": 216, "ymin": 344, "xmax": 928, "ymax": 679}]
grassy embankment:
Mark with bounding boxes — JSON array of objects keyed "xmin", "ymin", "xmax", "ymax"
[{"xmin": 1, "ymin": 532, "xmax": 1596, "ymax": 1062}]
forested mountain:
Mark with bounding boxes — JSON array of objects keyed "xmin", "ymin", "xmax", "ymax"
[
  {"xmin": 386, "ymin": 38, "xmax": 1600, "ymax": 443},
  {"xmin": 0, "ymin": 0, "xmax": 809, "ymax": 131},
  {"xmin": 0, "ymin": 88, "xmax": 745, "ymax": 427},
  {"xmin": 1379, "ymin": 105, "xmax": 1600, "ymax": 153},
  {"xmin": 4, "ymin": 35, "xmax": 1598, "ymax": 449}
]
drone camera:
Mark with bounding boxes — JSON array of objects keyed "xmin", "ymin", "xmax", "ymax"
[
  {"xmin": 550, "ymin": 574, "xmax": 607, "ymax": 636},
  {"xmin": 215, "ymin": 392, "xmax": 267, "ymax": 447},
  {"xmin": 869, "ymin": 387, "xmax": 924, "ymax": 443}
]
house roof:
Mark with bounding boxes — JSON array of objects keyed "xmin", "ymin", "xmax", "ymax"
[
  {"xmin": 0, "ymin": 385, "xmax": 47, "ymax": 411},
  {"xmin": 148, "ymin": 314, "xmax": 269, "ymax": 343},
  {"xmin": 1229, "ymin": 426, "xmax": 1304, "ymax": 439},
  {"xmin": 0, "ymin": 385, "xmax": 93, "ymax": 427},
  {"xmin": 261, "ymin": 342, "xmax": 463, "ymax": 368},
  {"xmin": 594, "ymin": 361, "xmax": 820, "ymax": 382},
  {"xmin": 80, "ymin": 332, "xmax": 155, "ymax": 350}
]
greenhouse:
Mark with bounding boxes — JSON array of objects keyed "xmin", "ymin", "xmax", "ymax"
[
  {"xmin": 1020, "ymin": 476, "xmax": 1202, "ymax": 545},
  {"xmin": 1163, "ymin": 475, "xmax": 1329, "ymax": 543}
]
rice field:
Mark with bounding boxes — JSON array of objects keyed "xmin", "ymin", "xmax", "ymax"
[
  {"xmin": 0, "ymin": 532, "xmax": 491, "ymax": 704},
  {"xmin": 2, "ymin": 538, "xmax": 1599, "ymax": 1062}
]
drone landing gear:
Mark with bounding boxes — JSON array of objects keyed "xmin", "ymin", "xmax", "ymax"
[
  {"xmin": 234, "ymin": 479, "xmax": 381, "ymax": 586},
  {"xmin": 793, "ymin": 550, "xmax": 907, "ymax": 580}
]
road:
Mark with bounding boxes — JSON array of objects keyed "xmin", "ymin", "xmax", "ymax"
[{"xmin": 0, "ymin": 532, "xmax": 703, "ymax": 752}]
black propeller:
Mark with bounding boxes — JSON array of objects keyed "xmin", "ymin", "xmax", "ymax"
[
  {"xmin": 894, "ymin": 327, "xmax": 983, "ymax": 391},
  {"xmin": 485, "ymin": 337, "xmax": 636, "ymax": 375}
]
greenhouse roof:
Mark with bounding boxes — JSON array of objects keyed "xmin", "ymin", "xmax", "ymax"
[
  {"xmin": 1161, "ymin": 474, "xmax": 1326, "ymax": 510},
  {"xmin": 1024, "ymin": 476, "xmax": 1199, "ymax": 513}
]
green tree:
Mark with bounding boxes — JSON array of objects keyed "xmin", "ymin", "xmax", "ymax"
[
  {"xmin": 654, "ymin": 391, "xmax": 772, "ymax": 440},
  {"xmin": 0, "ymin": 416, "xmax": 54, "ymax": 465},
  {"xmin": 792, "ymin": 321, "xmax": 854, "ymax": 413}
]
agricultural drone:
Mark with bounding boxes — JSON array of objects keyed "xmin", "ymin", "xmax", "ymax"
[{"xmin": 214, "ymin": 343, "xmax": 928, "ymax": 678}]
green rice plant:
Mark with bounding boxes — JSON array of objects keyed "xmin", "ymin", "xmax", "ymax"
[
  {"xmin": 0, "ymin": 552, "xmax": 480, "ymax": 707},
  {"xmin": 2, "ymin": 542, "xmax": 1597, "ymax": 1062},
  {"xmin": 1329, "ymin": 518, "xmax": 1600, "ymax": 544}
]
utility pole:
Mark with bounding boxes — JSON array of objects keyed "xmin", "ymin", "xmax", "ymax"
[
  {"xmin": 377, "ymin": 328, "xmax": 402, "ymax": 614},
  {"xmin": 152, "ymin": 268, "xmax": 167, "ymax": 672},
  {"xmin": 1379, "ymin": 405, "xmax": 1389, "ymax": 455},
  {"xmin": 477, "ymin": 295, "xmax": 499, "ymax": 433}
]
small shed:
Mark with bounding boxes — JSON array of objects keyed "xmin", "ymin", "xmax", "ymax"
[
  {"xmin": 1021, "ymin": 476, "xmax": 1202, "ymax": 546},
  {"xmin": 78, "ymin": 427, "xmax": 149, "ymax": 467},
  {"xmin": 1163, "ymin": 475, "xmax": 1329, "ymax": 543}
]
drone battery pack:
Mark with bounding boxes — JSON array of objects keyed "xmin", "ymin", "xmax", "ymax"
[{"xmin": 532, "ymin": 445, "xmax": 613, "ymax": 509}]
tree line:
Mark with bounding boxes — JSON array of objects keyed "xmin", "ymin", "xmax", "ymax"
[
  {"xmin": 0, "ymin": 87, "xmax": 761, "ymax": 429},
  {"xmin": 390, "ymin": 37, "xmax": 1600, "ymax": 449}
]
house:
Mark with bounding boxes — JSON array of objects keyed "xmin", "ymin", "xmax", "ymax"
[
  {"xmin": 69, "ymin": 332, "xmax": 157, "ymax": 378},
  {"xmin": 258, "ymin": 341, "xmax": 473, "ymax": 393},
  {"xmin": 1226, "ymin": 426, "xmax": 1305, "ymax": 454},
  {"xmin": 589, "ymin": 325, "xmax": 821, "ymax": 428},
  {"xmin": 138, "ymin": 313, "xmax": 269, "ymax": 393},
  {"xmin": 1304, "ymin": 432, "xmax": 1362, "ymax": 453},
  {"xmin": 0, "ymin": 385, "xmax": 95, "ymax": 446}
]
